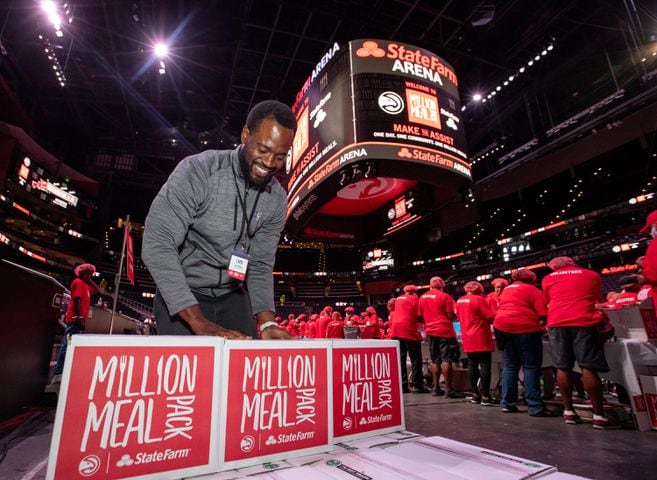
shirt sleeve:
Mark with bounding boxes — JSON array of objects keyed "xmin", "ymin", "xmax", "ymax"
[
  {"xmin": 531, "ymin": 286, "xmax": 548, "ymax": 316},
  {"xmin": 245, "ymin": 190, "xmax": 286, "ymax": 315},
  {"xmin": 70, "ymin": 279, "xmax": 84, "ymax": 300},
  {"xmin": 142, "ymin": 154, "xmax": 210, "ymax": 315},
  {"xmin": 478, "ymin": 296, "xmax": 494, "ymax": 320},
  {"xmin": 643, "ymin": 239, "xmax": 657, "ymax": 286},
  {"xmin": 445, "ymin": 295, "xmax": 455, "ymax": 314}
]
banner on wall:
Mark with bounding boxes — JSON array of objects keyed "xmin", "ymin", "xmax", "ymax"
[
  {"xmin": 218, "ymin": 341, "xmax": 333, "ymax": 470},
  {"xmin": 46, "ymin": 335, "xmax": 223, "ymax": 480},
  {"xmin": 331, "ymin": 340, "xmax": 404, "ymax": 442}
]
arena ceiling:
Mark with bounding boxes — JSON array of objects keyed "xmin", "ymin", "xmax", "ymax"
[{"xmin": 0, "ymin": 0, "xmax": 656, "ymax": 221}]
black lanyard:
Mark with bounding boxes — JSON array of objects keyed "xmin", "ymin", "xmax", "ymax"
[{"xmin": 233, "ymin": 166, "xmax": 262, "ymax": 251}]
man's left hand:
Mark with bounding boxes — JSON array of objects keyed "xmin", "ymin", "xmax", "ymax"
[{"xmin": 261, "ymin": 325, "xmax": 293, "ymax": 340}]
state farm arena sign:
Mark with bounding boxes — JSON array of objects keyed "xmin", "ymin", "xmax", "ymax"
[{"xmin": 286, "ymin": 39, "xmax": 471, "ymax": 234}]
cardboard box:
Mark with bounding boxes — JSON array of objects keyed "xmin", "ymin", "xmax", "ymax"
[
  {"xmin": 388, "ymin": 436, "xmax": 557, "ymax": 479},
  {"xmin": 331, "ymin": 340, "xmax": 405, "ymax": 442},
  {"xmin": 46, "ymin": 335, "xmax": 223, "ymax": 480},
  {"xmin": 270, "ymin": 452, "xmax": 414, "ymax": 479},
  {"xmin": 540, "ymin": 473, "xmax": 592, "ymax": 480},
  {"xmin": 218, "ymin": 340, "xmax": 333, "ymax": 470},
  {"xmin": 605, "ymin": 305, "xmax": 657, "ymax": 341}
]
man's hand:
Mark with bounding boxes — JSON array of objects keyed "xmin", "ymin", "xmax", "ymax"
[
  {"xmin": 191, "ymin": 319, "xmax": 251, "ymax": 339},
  {"xmin": 179, "ymin": 304, "xmax": 251, "ymax": 339},
  {"xmin": 261, "ymin": 325, "xmax": 293, "ymax": 340}
]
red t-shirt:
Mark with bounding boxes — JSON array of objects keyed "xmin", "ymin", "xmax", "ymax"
[
  {"xmin": 317, "ymin": 314, "xmax": 331, "ymax": 338},
  {"xmin": 486, "ymin": 292, "xmax": 501, "ymax": 314},
  {"xmin": 642, "ymin": 238, "xmax": 657, "ymax": 298},
  {"xmin": 65, "ymin": 278, "xmax": 96, "ymax": 323},
  {"xmin": 286, "ymin": 320, "xmax": 299, "ymax": 337},
  {"xmin": 542, "ymin": 266, "xmax": 603, "ymax": 328},
  {"xmin": 306, "ymin": 321, "xmax": 317, "ymax": 338},
  {"xmin": 493, "ymin": 282, "xmax": 547, "ymax": 334},
  {"xmin": 418, "ymin": 289, "xmax": 456, "ymax": 337},
  {"xmin": 456, "ymin": 293, "xmax": 494, "ymax": 352},
  {"xmin": 325, "ymin": 320, "xmax": 345, "ymax": 339},
  {"xmin": 389, "ymin": 294, "xmax": 421, "ymax": 341}
]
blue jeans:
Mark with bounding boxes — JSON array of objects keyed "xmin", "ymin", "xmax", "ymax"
[
  {"xmin": 499, "ymin": 331, "xmax": 544, "ymax": 414},
  {"xmin": 53, "ymin": 321, "xmax": 84, "ymax": 375}
]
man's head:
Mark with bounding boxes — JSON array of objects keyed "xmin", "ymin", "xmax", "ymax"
[
  {"xmin": 74, "ymin": 263, "xmax": 96, "ymax": 279},
  {"xmin": 387, "ymin": 298, "xmax": 396, "ymax": 311},
  {"xmin": 430, "ymin": 276, "xmax": 445, "ymax": 289},
  {"xmin": 511, "ymin": 269, "xmax": 537, "ymax": 284},
  {"xmin": 640, "ymin": 210, "xmax": 657, "ymax": 238},
  {"xmin": 464, "ymin": 281, "xmax": 484, "ymax": 295},
  {"xmin": 403, "ymin": 284, "xmax": 419, "ymax": 295},
  {"xmin": 240, "ymin": 100, "xmax": 296, "ymax": 186},
  {"xmin": 548, "ymin": 256, "xmax": 575, "ymax": 270},
  {"xmin": 491, "ymin": 277, "xmax": 509, "ymax": 295}
]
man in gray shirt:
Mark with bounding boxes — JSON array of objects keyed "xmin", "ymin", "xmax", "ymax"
[{"xmin": 142, "ymin": 100, "xmax": 295, "ymax": 339}]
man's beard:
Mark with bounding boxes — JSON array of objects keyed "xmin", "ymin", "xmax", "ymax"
[{"xmin": 239, "ymin": 149, "xmax": 274, "ymax": 187}]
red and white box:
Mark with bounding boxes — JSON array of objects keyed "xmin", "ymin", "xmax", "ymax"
[
  {"xmin": 640, "ymin": 375, "xmax": 657, "ymax": 430},
  {"xmin": 218, "ymin": 340, "xmax": 333, "ymax": 470},
  {"xmin": 331, "ymin": 340, "xmax": 404, "ymax": 442},
  {"xmin": 46, "ymin": 335, "xmax": 223, "ymax": 480}
]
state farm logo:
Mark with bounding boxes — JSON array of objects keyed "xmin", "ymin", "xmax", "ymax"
[
  {"xmin": 78, "ymin": 455, "xmax": 101, "ymax": 477},
  {"xmin": 265, "ymin": 435, "xmax": 277, "ymax": 446},
  {"xmin": 116, "ymin": 454, "xmax": 134, "ymax": 468},
  {"xmin": 356, "ymin": 41, "xmax": 385, "ymax": 58},
  {"xmin": 397, "ymin": 147, "xmax": 412, "ymax": 158},
  {"xmin": 342, "ymin": 417, "xmax": 353, "ymax": 430},
  {"xmin": 240, "ymin": 435, "xmax": 256, "ymax": 452},
  {"xmin": 378, "ymin": 91, "xmax": 404, "ymax": 115}
]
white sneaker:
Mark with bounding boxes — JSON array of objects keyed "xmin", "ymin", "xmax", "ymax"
[{"xmin": 49, "ymin": 374, "xmax": 62, "ymax": 385}]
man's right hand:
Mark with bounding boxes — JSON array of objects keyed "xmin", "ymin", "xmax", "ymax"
[{"xmin": 179, "ymin": 304, "xmax": 251, "ymax": 339}]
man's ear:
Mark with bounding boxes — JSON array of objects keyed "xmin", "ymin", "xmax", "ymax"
[{"xmin": 240, "ymin": 126, "xmax": 249, "ymax": 145}]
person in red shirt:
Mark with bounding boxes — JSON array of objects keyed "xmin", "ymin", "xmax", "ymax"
[
  {"xmin": 542, "ymin": 256, "xmax": 619, "ymax": 429},
  {"xmin": 286, "ymin": 318, "xmax": 299, "ymax": 337},
  {"xmin": 487, "ymin": 278, "xmax": 509, "ymax": 313},
  {"xmin": 494, "ymin": 269, "xmax": 554, "ymax": 416},
  {"xmin": 325, "ymin": 311, "xmax": 345, "ymax": 339},
  {"xmin": 456, "ymin": 281, "xmax": 496, "ymax": 405},
  {"xmin": 316, "ymin": 306, "xmax": 333, "ymax": 338},
  {"xmin": 418, "ymin": 276, "xmax": 463, "ymax": 398},
  {"xmin": 306, "ymin": 313, "xmax": 318, "ymax": 339},
  {"xmin": 639, "ymin": 210, "xmax": 657, "ymax": 298},
  {"xmin": 50, "ymin": 263, "xmax": 99, "ymax": 384},
  {"xmin": 391, "ymin": 285, "xmax": 428, "ymax": 393},
  {"xmin": 385, "ymin": 298, "xmax": 395, "ymax": 339}
]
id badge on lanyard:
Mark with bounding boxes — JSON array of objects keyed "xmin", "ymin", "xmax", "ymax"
[{"xmin": 227, "ymin": 249, "xmax": 250, "ymax": 281}]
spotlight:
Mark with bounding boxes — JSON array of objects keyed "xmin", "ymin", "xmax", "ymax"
[
  {"xmin": 473, "ymin": 93, "xmax": 482, "ymax": 102},
  {"xmin": 154, "ymin": 42, "xmax": 169, "ymax": 58}
]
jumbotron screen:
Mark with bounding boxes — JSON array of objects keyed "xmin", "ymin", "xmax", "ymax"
[{"xmin": 286, "ymin": 39, "xmax": 471, "ymax": 236}]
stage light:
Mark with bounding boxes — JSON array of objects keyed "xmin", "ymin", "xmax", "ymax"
[
  {"xmin": 528, "ymin": 60, "xmax": 534, "ymax": 66},
  {"xmin": 534, "ymin": 55, "xmax": 540, "ymax": 61},
  {"xmin": 547, "ymin": 44, "xmax": 554, "ymax": 51},
  {"xmin": 154, "ymin": 43, "xmax": 169, "ymax": 58},
  {"xmin": 473, "ymin": 93, "xmax": 482, "ymax": 102},
  {"xmin": 519, "ymin": 67, "xmax": 525, "ymax": 73}
]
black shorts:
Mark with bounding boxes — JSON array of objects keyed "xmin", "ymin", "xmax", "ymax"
[
  {"xmin": 428, "ymin": 336, "xmax": 461, "ymax": 364},
  {"xmin": 548, "ymin": 326, "xmax": 609, "ymax": 372}
]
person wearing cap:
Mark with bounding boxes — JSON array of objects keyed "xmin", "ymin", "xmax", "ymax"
[
  {"xmin": 487, "ymin": 278, "xmax": 509, "ymax": 313},
  {"xmin": 639, "ymin": 210, "xmax": 657, "ymax": 299},
  {"xmin": 317, "ymin": 306, "xmax": 333, "ymax": 338},
  {"xmin": 142, "ymin": 101, "xmax": 296, "ymax": 341},
  {"xmin": 391, "ymin": 285, "xmax": 428, "ymax": 393},
  {"xmin": 418, "ymin": 276, "xmax": 463, "ymax": 398},
  {"xmin": 385, "ymin": 298, "xmax": 396, "ymax": 339},
  {"xmin": 306, "ymin": 314, "xmax": 318, "ymax": 339},
  {"xmin": 494, "ymin": 269, "xmax": 554, "ymax": 416},
  {"xmin": 50, "ymin": 263, "xmax": 99, "ymax": 385},
  {"xmin": 456, "ymin": 281, "xmax": 496, "ymax": 405},
  {"xmin": 542, "ymin": 256, "xmax": 619, "ymax": 429},
  {"xmin": 326, "ymin": 311, "xmax": 345, "ymax": 339}
]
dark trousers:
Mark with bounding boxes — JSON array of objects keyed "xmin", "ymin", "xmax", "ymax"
[
  {"xmin": 467, "ymin": 351, "xmax": 492, "ymax": 397},
  {"xmin": 53, "ymin": 320, "xmax": 84, "ymax": 375},
  {"xmin": 395, "ymin": 338, "xmax": 424, "ymax": 389},
  {"xmin": 154, "ymin": 288, "xmax": 257, "ymax": 337}
]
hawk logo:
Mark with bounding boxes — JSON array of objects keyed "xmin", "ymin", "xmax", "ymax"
[
  {"xmin": 378, "ymin": 91, "xmax": 404, "ymax": 115},
  {"xmin": 78, "ymin": 455, "xmax": 101, "ymax": 476},
  {"xmin": 342, "ymin": 417, "xmax": 353, "ymax": 430},
  {"xmin": 240, "ymin": 435, "xmax": 256, "ymax": 452},
  {"xmin": 356, "ymin": 41, "xmax": 385, "ymax": 58}
]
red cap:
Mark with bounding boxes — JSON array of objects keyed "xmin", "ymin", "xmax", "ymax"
[
  {"xmin": 74, "ymin": 263, "xmax": 96, "ymax": 276},
  {"xmin": 640, "ymin": 210, "xmax": 657, "ymax": 234}
]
